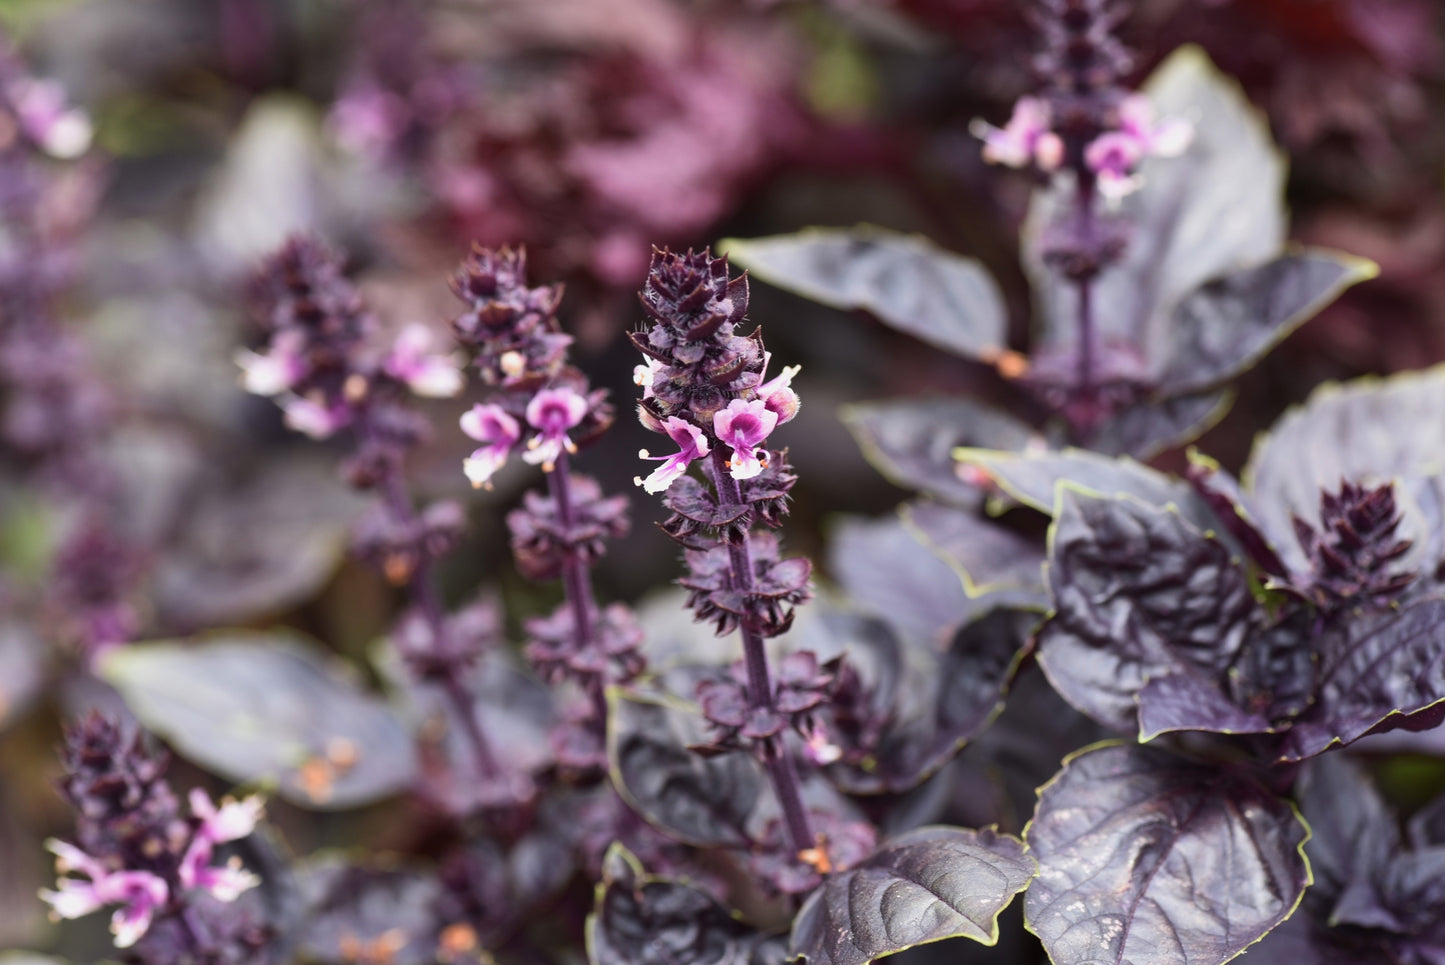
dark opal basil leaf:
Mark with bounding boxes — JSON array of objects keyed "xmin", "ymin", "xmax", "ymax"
[
  {"xmin": 841, "ymin": 398, "xmax": 1035, "ymax": 506},
  {"xmin": 1231, "ymin": 913, "xmax": 1356, "ymax": 965},
  {"xmin": 587, "ymin": 844, "xmax": 782, "ymax": 965},
  {"xmin": 1136, "ymin": 672, "xmax": 1275, "ymax": 741},
  {"xmin": 1025, "ymin": 743, "xmax": 1310, "ymax": 965},
  {"xmin": 723, "ymin": 226, "xmax": 1009, "ymax": 362},
  {"xmin": 1085, "ymin": 389, "xmax": 1232, "ymax": 460},
  {"xmin": 829, "ymin": 512, "xmax": 974, "ymax": 651},
  {"xmin": 954, "ymin": 447, "xmax": 1221, "ymax": 534},
  {"xmin": 295, "ymin": 858, "xmax": 442, "ymax": 965},
  {"xmin": 1038, "ymin": 489, "xmax": 1256, "ymax": 733},
  {"xmin": 1159, "ymin": 251, "xmax": 1376, "ymax": 395},
  {"xmin": 791, "ymin": 825, "xmax": 1034, "ymax": 965},
  {"xmin": 1279, "ymin": 599, "xmax": 1445, "ymax": 762},
  {"xmin": 607, "ymin": 690, "xmax": 762, "ymax": 847},
  {"xmin": 1292, "ymin": 755, "xmax": 1398, "ymax": 908},
  {"xmin": 0, "ymin": 621, "xmax": 46, "ymax": 731},
  {"xmin": 901, "ymin": 501, "xmax": 1047, "ymax": 603},
  {"xmin": 1026, "ymin": 47, "xmax": 1285, "ymax": 369},
  {"xmin": 153, "ymin": 461, "xmax": 365, "ymax": 629},
  {"xmin": 100, "ymin": 632, "xmax": 417, "ymax": 808},
  {"xmin": 831, "ymin": 606, "xmax": 1035, "ymax": 796},
  {"xmin": 1244, "ymin": 364, "xmax": 1445, "ymax": 576}
]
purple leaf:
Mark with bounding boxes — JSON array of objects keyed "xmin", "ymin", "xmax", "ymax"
[
  {"xmin": 99, "ymin": 632, "xmax": 417, "ymax": 809},
  {"xmin": 1038, "ymin": 489, "xmax": 1256, "ymax": 733},
  {"xmin": 723, "ymin": 226, "xmax": 1009, "ymax": 362},
  {"xmin": 840, "ymin": 398, "xmax": 1035, "ymax": 507},
  {"xmin": 1158, "ymin": 250, "xmax": 1377, "ymax": 396},
  {"xmin": 901, "ymin": 500, "xmax": 1047, "ymax": 603},
  {"xmin": 607, "ymin": 690, "xmax": 762, "ymax": 848},
  {"xmin": 587, "ymin": 845, "xmax": 786, "ymax": 965},
  {"xmin": 790, "ymin": 825, "xmax": 1034, "ymax": 965},
  {"xmin": 1025, "ymin": 743, "xmax": 1310, "ymax": 965},
  {"xmin": 1279, "ymin": 599, "xmax": 1445, "ymax": 761}
]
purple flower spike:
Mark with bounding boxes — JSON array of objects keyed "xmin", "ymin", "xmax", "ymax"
[
  {"xmin": 39, "ymin": 839, "xmax": 169, "ymax": 949},
  {"xmin": 178, "ymin": 790, "xmax": 263, "ymax": 902},
  {"xmin": 460, "ymin": 402, "xmax": 522, "ymax": 489},
  {"xmin": 713, "ymin": 398, "xmax": 778, "ymax": 480},
  {"xmin": 384, "ymin": 323, "xmax": 464, "ymax": 398},
  {"xmin": 972, "ymin": 96, "xmax": 1064, "ymax": 171},
  {"xmin": 523, "ymin": 385, "xmax": 589, "ymax": 471},
  {"xmin": 635, "ymin": 416, "xmax": 710, "ymax": 494}
]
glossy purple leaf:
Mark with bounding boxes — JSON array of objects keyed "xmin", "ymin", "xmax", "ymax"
[
  {"xmin": 901, "ymin": 500, "xmax": 1047, "ymax": 603},
  {"xmin": 791, "ymin": 825, "xmax": 1034, "ymax": 965},
  {"xmin": 1086, "ymin": 389, "xmax": 1232, "ymax": 460},
  {"xmin": 1038, "ymin": 489, "xmax": 1256, "ymax": 733},
  {"xmin": 1025, "ymin": 743, "xmax": 1310, "ymax": 965},
  {"xmin": 586, "ymin": 844, "xmax": 786, "ymax": 965},
  {"xmin": 953, "ymin": 447, "xmax": 1222, "ymax": 535},
  {"xmin": 100, "ymin": 632, "xmax": 418, "ymax": 809},
  {"xmin": 1244, "ymin": 364, "xmax": 1445, "ymax": 579},
  {"xmin": 723, "ymin": 226, "xmax": 1009, "ymax": 362},
  {"xmin": 1136, "ymin": 672, "xmax": 1275, "ymax": 741},
  {"xmin": 607, "ymin": 690, "xmax": 762, "ymax": 848},
  {"xmin": 1278, "ymin": 598, "xmax": 1445, "ymax": 761},
  {"xmin": 828, "ymin": 512, "xmax": 975, "ymax": 651},
  {"xmin": 1158, "ymin": 251, "xmax": 1376, "ymax": 396},
  {"xmin": 840, "ymin": 398, "xmax": 1035, "ymax": 507}
]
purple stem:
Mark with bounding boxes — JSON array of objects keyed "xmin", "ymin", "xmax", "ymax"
[
  {"xmin": 1074, "ymin": 171, "xmax": 1098, "ymax": 398},
  {"xmin": 709, "ymin": 447, "xmax": 815, "ymax": 855},
  {"xmin": 547, "ymin": 451, "xmax": 609, "ymax": 728},
  {"xmin": 371, "ymin": 424, "xmax": 499, "ymax": 781}
]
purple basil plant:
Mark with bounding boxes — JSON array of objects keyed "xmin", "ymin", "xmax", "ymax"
[{"xmin": 17, "ymin": 2, "xmax": 1445, "ymax": 965}]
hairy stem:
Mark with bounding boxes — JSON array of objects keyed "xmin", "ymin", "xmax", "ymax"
[
  {"xmin": 710, "ymin": 447, "xmax": 815, "ymax": 854},
  {"xmin": 548, "ymin": 451, "xmax": 609, "ymax": 728}
]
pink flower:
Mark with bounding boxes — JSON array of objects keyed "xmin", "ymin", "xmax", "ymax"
[
  {"xmin": 972, "ymin": 97, "xmax": 1064, "ymax": 171},
  {"xmin": 178, "ymin": 790, "xmax": 263, "ymax": 902},
  {"xmin": 9, "ymin": 77, "xmax": 92, "ymax": 159},
  {"xmin": 383, "ymin": 323, "xmax": 464, "ymax": 398},
  {"xmin": 1085, "ymin": 94, "xmax": 1193, "ymax": 201},
  {"xmin": 236, "ymin": 330, "xmax": 308, "ymax": 396},
  {"xmin": 713, "ymin": 398, "xmax": 778, "ymax": 480},
  {"xmin": 633, "ymin": 357, "xmax": 665, "ymax": 401},
  {"xmin": 749, "ymin": 354, "xmax": 801, "ymax": 426},
  {"xmin": 39, "ymin": 839, "xmax": 169, "ymax": 949},
  {"xmin": 523, "ymin": 386, "xmax": 589, "ymax": 472},
  {"xmin": 281, "ymin": 395, "xmax": 352, "ymax": 439},
  {"xmin": 635, "ymin": 417, "xmax": 710, "ymax": 494},
  {"xmin": 460, "ymin": 403, "xmax": 522, "ymax": 489}
]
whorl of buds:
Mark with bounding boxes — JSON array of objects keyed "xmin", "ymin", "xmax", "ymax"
[
  {"xmin": 450, "ymin": 244, "xmax": 570, "ymax": 386},
  {"xmin": 1294, "ymin": 481, "xmax": 1417, "ymax": 612}
]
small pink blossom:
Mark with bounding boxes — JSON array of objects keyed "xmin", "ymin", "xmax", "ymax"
[
  {"xmin": 713, "ymin": 398, "xmax": 778, "ymax": 481},
  {"xmin": 383, "ymin": 323, "xmax": 464, "ymax": 398},
  {"xmin": 236, "ymin": 330, "xmax": 308, "ymax": 396},
  {"xmin": 749, "ymin": 354, "xmax": 801, "ymax": 426},
  {"xmin": 1085, "ymin": 94, "xmax": 1193, "ymax": 200},
  {"xmin": 281, "ymin": 395, "xmax": 352, "ymax": 439},
  {"xmin": 10, "ymin": 77, "xmax": 92, "ymax": 159},
  {"xmin": 178, "ymin": 790, "xmax": 263, "ymax": 903},
  {"xmin": 972, "ymin": 97, "xmax": 1064, "ymax": 171},
  {"xmin": 635, "ymin": 417, "xmax": 710, "ymax": 494},
  {"xmin": 39, "ymin": 839, "xmax": 169, "ymax": 949},
  {"xmin": 460, "ymin": 403, "xmax": 522, "ymax": 489},
  {"xmin": 633, "ymin": 357, "xmax": 665, "ymax": 400},
  {"xmin": 523, "ymin": 386, "xmax": 589, "ymax": 472}
]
